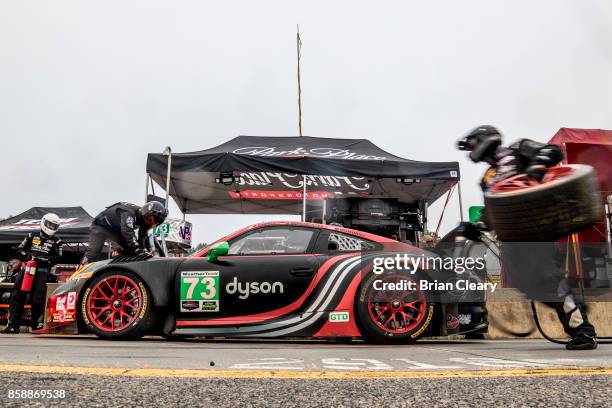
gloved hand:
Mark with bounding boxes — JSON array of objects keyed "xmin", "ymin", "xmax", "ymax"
[
  {"xmin": 135, "ymin": 247, "xmax": 154, "ymax": 257},
  {"xmin": 525, "ymin": 164, "xmax": 547, "ymax": 182},
  {"xmin": 456, "ymin": 222, "xmax": 482, "ymax": 242}
]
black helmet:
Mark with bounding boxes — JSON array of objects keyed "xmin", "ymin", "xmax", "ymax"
[
  {"xmin": 140, "ymin": 201, "xmax": 168, "ymax": 225},
  {"xmin": 457, "ymin": 125, "xmax": 503, "ymax": 163}
]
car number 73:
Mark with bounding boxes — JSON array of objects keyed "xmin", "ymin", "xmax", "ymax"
[{"xmin": 183, "ymin": 277, "xmax": 217, "ymax": 300}]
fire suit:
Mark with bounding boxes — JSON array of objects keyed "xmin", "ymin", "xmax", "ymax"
[{"xmin": 7, "ymin": 232, "xmax": 62, "ymax": 330}]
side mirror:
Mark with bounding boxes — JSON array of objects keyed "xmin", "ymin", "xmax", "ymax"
[{"xmin": 207, "ymin": 241, "xmax": 229, "ymax": 263}]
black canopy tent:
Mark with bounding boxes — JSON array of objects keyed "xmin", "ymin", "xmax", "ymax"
[
  {"xmin": 146, "ymin": 136, "xmax": 460, "ymax": 215},
  {"xmin": 0, "ymin": 207, "xmax": 94, "ymax": 245}
]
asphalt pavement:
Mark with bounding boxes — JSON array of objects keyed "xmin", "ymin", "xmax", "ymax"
[{"xmin": 0, "ymin": 334, "xmax": 610, "ymax": 407}]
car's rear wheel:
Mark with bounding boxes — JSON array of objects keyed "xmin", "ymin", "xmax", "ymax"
[
  {"xmin": 356, "ymin": 272, "xmax": 435, "ymax": 344},
  {"xmin": 81, "ymin": 270, "xmax": 155, "ymax": 340}
]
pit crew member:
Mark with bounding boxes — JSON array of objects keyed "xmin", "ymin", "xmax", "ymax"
[
  {"xmin": 81, "ymin": 201, "xmax": 168, "ymax": 263},
  {"xmin": 457, "ymin": 125, "xmax": 597, "ymax": 350},
  {"xmin": 2, "ymin": 213, "xmax": 62, "ymax": 333}
]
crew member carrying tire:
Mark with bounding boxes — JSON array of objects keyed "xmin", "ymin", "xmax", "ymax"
[
  {"xmin": 457, "ymin": 125, "xmax": 598, "ymax": 350},
  {"xmin": 81, "ymin": 201, "xmax": 168, "ymax": 264},
  {"xmin": 1, "ymin": 213, "xmax": 63, "ymax": 334}
]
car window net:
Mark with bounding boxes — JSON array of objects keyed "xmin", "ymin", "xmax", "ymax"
[{"xmin": 328, "ymin": 232, "xmax": 366, "ymax": 251}]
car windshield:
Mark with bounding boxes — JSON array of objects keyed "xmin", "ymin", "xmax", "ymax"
[{"xmin": 228, "ymin": 228, "xmax": 314, "ymax": 255}]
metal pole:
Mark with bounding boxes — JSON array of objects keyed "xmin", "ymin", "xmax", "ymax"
[
  {"xmin": 605, "ymin": 197, "xmax": 612, "ymax": 258},
  {"xmin": 457, "ymin": 181, "xmax": 465, "ymax": 222},
  {"xmin": 422, "ymin": 202, "xmax": 428, "ymax": 233},
  {"xmin": 606, "ymin": 197, "xmax": 612, "ymax": 244},
  {"xmin": 163, "ymin": 147, "xmax": 172, "ymax": 209},
  {"xmin": 302, "ymin": 175, "xmax": 307, "ymax": 222},
  {"xmin": 144, "ymin": 173, "xmax": 150, "ymax": 203},
  {"xmin": 160, "ymin": 229, "xmax": 168, "ymax": 257},
  {"xmin": 296, "ymin": 25, "xmax": 303, "ymax": 137},
  {"xmin": 322, "ymin": 199, "xmax": 326, "ymax": 224}
]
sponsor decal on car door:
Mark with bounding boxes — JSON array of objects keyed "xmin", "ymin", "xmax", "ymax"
[{"xmin": 180, "ymin": 271, "xmax": 220, "ymax": 312}]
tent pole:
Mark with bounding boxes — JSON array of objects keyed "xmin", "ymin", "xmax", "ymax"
[
  {"xmin": 322, "ymin": 199, "xmax": 326, "ymax": 224},
  {"xmin": 144, "ymin": 173, "xmax": 150, "ymax": 203},
  {"xmin": 302, "ymin": 175, "xmax": 307, "ymax": 222},
  {"xmin": 163, "ymin": 147, "xmax": 172, "ymax": 210},
  {"xmin": 457, "ymin": 181, "xmax": 465, "ymax": 222},
  {"xmin": 296, "ymin": 25, "xmax": 303, "ymax": 137}
]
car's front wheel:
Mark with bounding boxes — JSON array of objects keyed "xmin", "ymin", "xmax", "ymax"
[
  {"xmin": 81, "ymin": 270, "xmax": 155, "ymax": 340},
  {"xmin": 356, "ymin": 272, "xmax": 435, "ymax": 344}
]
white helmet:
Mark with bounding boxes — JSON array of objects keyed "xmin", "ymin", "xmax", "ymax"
[{"xmin": 41, "ymin": 213, "xmax": 61, "ymax": 236}]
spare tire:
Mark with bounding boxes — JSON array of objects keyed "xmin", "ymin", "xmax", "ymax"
[{"xmin": 484, "ymin": 165, "xmax": 602, "ymax": 242}]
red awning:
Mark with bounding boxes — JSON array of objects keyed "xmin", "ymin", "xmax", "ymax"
[
  {"xmin": 548, "ymin": 128, "xmax": 611, "ymax": 242},
  {"xmin": 549, "ymin": 128, "xmax": 612, "ymax": 145}
]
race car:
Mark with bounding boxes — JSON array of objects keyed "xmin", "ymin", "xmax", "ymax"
[{"xmin": 44, "ymin": 221, "xmax": 488, "ymax": 343}]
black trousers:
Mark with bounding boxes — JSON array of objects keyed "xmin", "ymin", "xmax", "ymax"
[
  {"xmin": 8, "ymin": 268, "xmax": 48, "ymax": 329},
  {"xmin": 83, "ymin": 224, "xmax": 124, "ymax": 263},
  {"xmin": 501, "ymin": 242, "xmax": 594, "ymax": 337}
]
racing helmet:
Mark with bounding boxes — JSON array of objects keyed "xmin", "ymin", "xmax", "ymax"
[
  {"xmin": 41, "ymin": 213, "xmax": 61, "ymax": 236},
  {"xmin": 140, "ymin": 201, "xmax": 168, "ymax": 227},
  {"xmin": 457, "ymin": 125, "xmax": 503, "ymax": 163}
]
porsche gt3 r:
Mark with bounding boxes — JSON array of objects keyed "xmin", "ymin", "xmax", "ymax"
[{"xmin": 45, "ymin": 221, "xmax": 487, "ymax": 343}]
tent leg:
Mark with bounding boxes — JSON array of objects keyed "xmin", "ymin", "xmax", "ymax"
[
  {"xmin": 457, "ymin": 181, "xmax": 465, "ymax": 222},
  {"xmin": 144, "ymin": 173, "xmax": 150, "ymax": 203},
  {"xmin": 302, "ymin": 175, "xmax": 307, "ymax": 222},
  {"xmin": 164, "ymin": 147, "xmax": 172, "ymax": 210},
  {"xmin": 322, "ymin": 199, "xmax": 326, "ymax": 224}
]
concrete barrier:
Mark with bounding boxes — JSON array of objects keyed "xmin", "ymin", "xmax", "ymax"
[{"xmin": 486, "ymin": 288, "xmax": 612, "ymax": 339}]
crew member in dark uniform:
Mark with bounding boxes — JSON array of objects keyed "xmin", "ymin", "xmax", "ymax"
[
  {"xmin": 81, "ymin": 201, "xmax": 168, "ymax": 264},
  {"xmin": 2, "ymin": 213, "xmax": 63, "ymax": 333},
  {"xmin": 457, "ymin": 125, "xmax": 597, "ymax": 350}
]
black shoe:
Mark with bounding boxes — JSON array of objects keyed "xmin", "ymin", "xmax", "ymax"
[
  {"xmin": 31, "ymin": 323, "xmax": 44, "ymax": 332},
  {"xmin": 1, "ymin": 326, "xmax": 19, "ymax": 334},
  {"xmin": 566, "ymin": 332, "xmax": 598, "ymax": 350}
]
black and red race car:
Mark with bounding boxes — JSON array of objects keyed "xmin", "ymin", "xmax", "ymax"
[{"xmin": 44, "ymin": 221, "xmax": 487, "ymax": 343}]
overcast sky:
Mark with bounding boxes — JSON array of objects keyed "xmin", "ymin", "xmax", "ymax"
[{"xmin": 1, "ymin": 1, "xmax": 611, "ymax": 245}]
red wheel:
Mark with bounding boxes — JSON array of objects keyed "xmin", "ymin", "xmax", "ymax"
[
  {"xmin": 490, "ymin": 166, "xmax": 576, "ymax": 193},
  {"xmin": 81, "ymin": 270, "xmax": 155, "ymax": 340},
  {"xmin": 366, "ymin": 274, "xmax": 426, "ymax": 334},
  {"xmin": 356, "ymin": 272, "xmax": 435, "ymax": 343},
  {"xmin": 87, "ymin": 275, "xmax": 143, "ymax": 332},
  {"xmin": 484, "ymin": 164, "xmax": 601, "ymax": 241}
]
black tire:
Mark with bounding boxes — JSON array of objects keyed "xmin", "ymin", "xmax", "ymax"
[
  {"xmin": 80, "ymin": 270, "xmax": 155, "ymax": 340},
  {"xmin": 484, "ymin": 164, "xmax": 602, "ymax": 242},
  {"xmin": 355, "ymin": 271, "xmax": 436, "ymax": 344}
]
